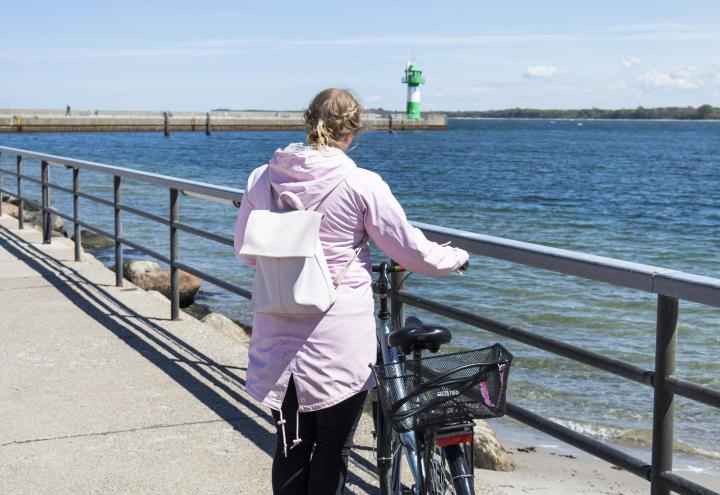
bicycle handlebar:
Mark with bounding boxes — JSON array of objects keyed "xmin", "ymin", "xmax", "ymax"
[
  {"xmin": 372, "ymin": 264, "xmax": 406, "ymax": 273},
  {"xmin": 372, "ymin": 261, "xmax": 470, "ymax": 273}
]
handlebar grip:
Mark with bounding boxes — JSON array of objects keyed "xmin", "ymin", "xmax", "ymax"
[{"xmin": 372, "ymin": 264, "xmax": 406, "ymax": 273}]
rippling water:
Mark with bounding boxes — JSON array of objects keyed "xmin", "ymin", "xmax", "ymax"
[{"xmin": 2, "ymin": 119, "xmax": 718, "ymax": 471}]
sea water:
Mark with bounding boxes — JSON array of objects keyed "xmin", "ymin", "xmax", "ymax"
[{"xmin": 2, "ymin": 119, "xmax": 718, "ymax": 472}]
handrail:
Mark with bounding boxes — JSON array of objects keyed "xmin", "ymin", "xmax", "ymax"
[
  {"xmin": 0, "ymin": 145, "xmax": 718, "ymax": 495},
  {"xmin": 414, "ymin": 221, "xmax": 720, "ymax": 308},
  {"xmin": 0, "ymin": 145, "xmax": 243, "ymax": 203}
]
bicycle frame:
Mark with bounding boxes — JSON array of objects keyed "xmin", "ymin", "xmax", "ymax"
[
  {"xmin": 373, "ymin": 262, "xmax": 424, "ymax": 492},
  {"xmin": 377, "ymin": 313, "xmax": 422, "ymax": 486},
  {"xmin": 373, "ymin": 261, "xmax": 477, "ymax": 495}
]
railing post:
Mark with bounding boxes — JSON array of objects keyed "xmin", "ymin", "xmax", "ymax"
[
  {"xmin": 73, "ymin": 167, "xmax": 80, "ymax": 261},
  {"xmin": 169, "ymin": 188, "xmax": 179, "ymax": 320},
  {"xmin": 114, "ymin": 175, "xmax": 123, "ymax": 287},
  {"xmin": 41, "ymin": 160, "xmax": 50, "ymax": 244},
  {"xmin": 390, "ymin": 259, "xmax": 405, "ymax": 330},
  {"xmin": 651, "ymin": 295, "xmax": 678, "ymax": 495},
  {"xmin": 16, "ymin": 156, "xmax": 24, "ymax": 229}
]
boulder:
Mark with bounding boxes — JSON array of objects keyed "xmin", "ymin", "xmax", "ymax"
[
  {"xmin": 1, "ymin": 194, "xmax": 19, "ymax": 206},
  {"xmin": 201, "ymin": 312, "xmax": 250, "ymax": 343},
  {"xmin": 1, "ymin": 203, "xmax": 37, "ymax": 225},
  {"xmin": 73, "ymin": 230, "xmax": 114, "ymax": 249},
  {"xmin": 183, "ymin": 303, "xmax": 213, "ymax": 320},
  {"xmin": 1, "ymin": 202, "xmax": 19, "ymax": 217},
  {"xmin": 1, "ymin": 195, "xmax": 38, "ymax": 212},
  {"xmin": 472, "ymin": 420, "xmax": 515, "ymax": 471},
  {"xmin": 123, "ymin": 260, "xmax": 161, "ymax": 280},
  {"xmin": 123, "ymin": 260, "xmax": 201, "ymax": 307},
  {"xmin": 27, "ymin": 210, "xmax": 67, "ymax": 237}
]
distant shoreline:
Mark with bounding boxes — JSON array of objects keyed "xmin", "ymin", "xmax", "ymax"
[
  {"xmin": 448, "ymin": 116, "xmax": 720, "ymax": 122},
  {"xmin": 433, "ymin": 104, "xmax": 720, "ymax": 121}
]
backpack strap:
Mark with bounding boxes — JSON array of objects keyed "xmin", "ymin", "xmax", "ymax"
[
  {"xmin": 278, "ymin": 191, "xmax": 305, "ymax": 211},
  {"xmin": 305, "ymin": 172, "xmax": 369, "ymax": 287},
  {"xmin": 333, "ymin": 233, "xmax": 369, "ymax": 288}
]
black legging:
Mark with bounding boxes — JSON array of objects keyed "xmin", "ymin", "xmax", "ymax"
[{"xmin": 270, "ymin": 377, "xmax": 367, "ymax": 495}]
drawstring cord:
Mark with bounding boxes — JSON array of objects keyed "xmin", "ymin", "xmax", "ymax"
[
  {"xmin": 291, "ymin": 409, "xmax": 302, "ymax": 450},
  {"xmin": 277, "ymin": 409, "xmax": 288, "ymax": 458},
  {"xmin": 277, "ymin": 408, "xmax": 303, "ymax": 458}
]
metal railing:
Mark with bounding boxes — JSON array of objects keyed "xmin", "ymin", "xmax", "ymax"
[
  {"xmin": 0, "ymin": 146, "xmax": 248, "ymax": 320},
  {"xmin": 0, "ymin": 145, "xmax": 718, "ymax": 495}
]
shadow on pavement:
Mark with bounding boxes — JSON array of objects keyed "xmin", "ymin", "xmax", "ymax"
[{"xmin": 0, "ymin": 225, "xmax": 379, "ymax": 494}]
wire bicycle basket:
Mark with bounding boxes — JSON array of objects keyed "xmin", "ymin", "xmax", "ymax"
[{"xmin": 373, "ymin": 344, "xmax": 513, "ymax": 433}]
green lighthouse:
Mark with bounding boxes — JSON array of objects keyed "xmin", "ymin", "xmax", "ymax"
[{"xmin": 402, "ymin": 61, "xmax": 425, "ymax": 119}]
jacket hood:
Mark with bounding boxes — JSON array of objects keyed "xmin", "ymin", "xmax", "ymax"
[{"xmin": 268, "ymin": 142, "xmax": 357, "ymax": 209}]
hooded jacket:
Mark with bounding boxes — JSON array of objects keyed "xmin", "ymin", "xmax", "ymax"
[{"xmin": 234, "ymin": 143, "xmax": 469, "ymax": 412}]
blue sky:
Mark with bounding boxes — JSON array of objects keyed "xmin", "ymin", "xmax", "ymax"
[{"xmin": 2, "ymin": 0, "xmax": 719, "ymax": 111}]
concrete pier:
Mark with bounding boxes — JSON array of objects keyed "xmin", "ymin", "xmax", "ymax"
[{"xmin": 0, "ymin": 109, "xmax": 446, "ymax": 132}]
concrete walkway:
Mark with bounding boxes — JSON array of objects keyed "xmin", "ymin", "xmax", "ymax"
[
  {"xmin": 5, "ymin": 214, "xmax": 698, "ymax": 495},
  {"xmin": 0, "ymin": 215, "xmax": 381, "ymax": 494}
]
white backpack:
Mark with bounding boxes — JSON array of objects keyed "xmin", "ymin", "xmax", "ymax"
[{"xmin": 239, "ymin": 171, "xmax": 367, "ymax": 315}]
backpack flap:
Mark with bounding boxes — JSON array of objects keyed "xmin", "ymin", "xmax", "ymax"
[{"xmin": 239, "ymin": 209, "xmax": 323, "ymax": 258}]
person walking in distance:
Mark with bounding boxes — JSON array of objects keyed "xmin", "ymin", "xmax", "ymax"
[{"xmin": 234, "ymin": 88, "xmax": 469, "ymax": 495}]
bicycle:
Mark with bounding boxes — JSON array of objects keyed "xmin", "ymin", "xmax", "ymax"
[{"xmin": 370, "ymin": 262, "xmax": 512, "ymax": 495}]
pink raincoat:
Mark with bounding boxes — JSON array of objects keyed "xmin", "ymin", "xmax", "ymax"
[{"xmin": 234, "ymin": 143, "xmax": 469, "ymax": 412}]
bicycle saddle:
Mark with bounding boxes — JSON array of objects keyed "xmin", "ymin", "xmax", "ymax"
[{"xmin": 388, "ymin": 316, "xmax": 451, "ymax": 353}]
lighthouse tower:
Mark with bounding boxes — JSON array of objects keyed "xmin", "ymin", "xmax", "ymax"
[{"xmin": 401, "ymin": 60, "xmax": 425, "ymax": 120}]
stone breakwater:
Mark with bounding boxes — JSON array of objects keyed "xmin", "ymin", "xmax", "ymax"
[{"xmin": 0, "ymin": 109, "xmax": 446, "ymax": 132}]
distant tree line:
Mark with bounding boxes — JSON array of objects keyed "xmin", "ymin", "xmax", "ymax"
[
  {"xmin": 215, "ymin": 106, "xmax": 720, "ymax": 120},
  {"xmin": 439, "ymin": 105, "xmax": 720, "ymax": 120}
]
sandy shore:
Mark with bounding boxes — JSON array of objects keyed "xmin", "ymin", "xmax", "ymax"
[
  {"xmin": 474, "ymin": 418, "xmax": 720, "ymax": 494},
  {"xmin": 349, "ymin": 408, "xmax": 720, "ymax": 494},
  {"xmin": 477, "ymin": 437, "xmax": 649, "ymax": 495}
]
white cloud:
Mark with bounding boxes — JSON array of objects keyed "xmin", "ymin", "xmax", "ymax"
[
  {"xmin": 523, "ymin": 65, "xmax": 565, "ymax": 79},
  {"xmin": 638, "ymin": 66, "xmax": 704, "ymax": 91},
  {"xmin": 621, "ymin": 57, "xmax": 642, "ymax": 68},
  {"xmin": 596, "ymin": 23, "xmax": 720, "ymax": 41},
  {"xmin": 600, "ymin": 22, "xmax": 707, "ymax": 33}
]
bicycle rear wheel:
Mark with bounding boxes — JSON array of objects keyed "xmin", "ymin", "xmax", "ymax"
[
  {"xmin": 425, "ymin": 444, "xmax": 474, "ymax": 495},
  {"xmin": 375, "ymin": 397, "xmax": 403, "ymax": 495}
]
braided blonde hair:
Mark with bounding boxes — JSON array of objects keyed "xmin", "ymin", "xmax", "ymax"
[{"xmin": 304, "ymin": 88, "xmax": 362, "ymax": 149}]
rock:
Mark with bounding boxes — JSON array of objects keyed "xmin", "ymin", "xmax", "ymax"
[
  {"xmin": 123, "ymin": 260, "xmax": 161, "ymax": 280},
  {"xmin": 2, "ymin": 194, "xmax": 39, "ymax": 212},
  {"xmin": 1, "ymin": 193, "xmax": 19, "ymax": 206},
  {"xmin": 27, "ymin": 210, "xmax": 67, "ymax": 237},
  {"xmin": 73, "ymin": 230, "xmax": 114, "ymax": 249},
  {"xmin": 201, "ymin": 312, "xmax": 250, "ymax": 343},
  {"xmin": 232, "ymin": 320, "xmax": 252, "ymax": 334},
  {"xmin": 183, "ymin": 303, "xmax": 213, "ymax": 320},
  {"xmin": 473, "ymin": 420, "xmax": 515, "ymax": 471},
  {"xmin": 1, "ymin": 203, "xmax": 19, "ymax": 217},
  {"xmin": 123, "ymin": 260, "xmax": 201, "ymax": 307}
]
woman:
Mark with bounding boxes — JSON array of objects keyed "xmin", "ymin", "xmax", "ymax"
[{"xmin": 234, "ymin": 88, "xmax": 469, "ymax": 495}]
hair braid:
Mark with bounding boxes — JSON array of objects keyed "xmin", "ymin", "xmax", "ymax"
[{"xmin": 304, "ymin": 88, "xmax": 363, "ymax": 149}]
